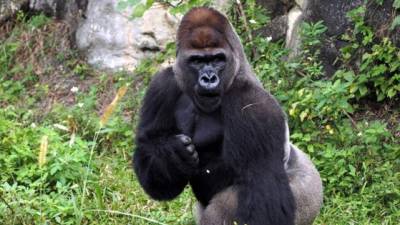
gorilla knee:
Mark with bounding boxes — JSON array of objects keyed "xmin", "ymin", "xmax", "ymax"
[
  {"xmin": 198, "ymin": 187, "xmax": 238, "ymax": 225},
  {"xmin": 287, "ymin": 144, "xmax": 323, "ymax": 225}
]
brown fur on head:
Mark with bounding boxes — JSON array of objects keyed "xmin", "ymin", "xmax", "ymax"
[
  {"xmin": 173, "ymin": 7, "xmax": 256, "ymax": 113},
  {"xmin": 177, "ymin": 7, "xmax": 230, "ymax": 50}
]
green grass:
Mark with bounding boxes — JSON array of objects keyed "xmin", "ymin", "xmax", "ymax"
[
  {"xmin": 0, "ymin": 13, "xmax": 196, "ymax": 224},
  {"xmin": 1, "ymin": 6, "xmax": 399, "ymax": 225}
]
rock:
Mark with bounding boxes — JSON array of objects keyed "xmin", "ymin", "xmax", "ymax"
[
  {"xmin": 75, "ymin": 0, "xmax": 178, "ymax": 71},
  {"xmin": 255, "ymin": 0, "xmax": 294, "ymax": 18},
  {"xmin": 254, "ymin": 15, "xmax": 288, "ymax": 42},
  {"xmin": 256, "ymin": 0, "xmax": 367, "ymax": 76},
  {"xmin": 307, "ymin": 0, "xmax": 363, "ymax": 36},
  {"xmin": 365, "ymin": 0, "xmax": 400, "ymax": 47},
  {"xmin": 0, "ymin": 0, "xmax": 29, "ymax": 23},
  {"xmin": 256, "ymin": 0, "xmax": 400, "ymax": 76},
  {"xmin": 212, "ymin": 0, "xmax": 232, "ymax": 13},
  {"xmin": 305, "ymin": 0, "xmax": 364, "ymax": 76},
  {"xmin": 29, "ymin": 0, "xmax": 87, "ymax": 34},
  {"xmin": 29, "ymin": 0, "xmax": 87, "ymax": 19},
  {"xmin": 286, "ymin": 6, "xmax": 304, "ymax": 58}
]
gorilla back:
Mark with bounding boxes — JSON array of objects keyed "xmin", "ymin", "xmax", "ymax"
[{"xmin": 133, "ymin": 7, "xmax": 322, "ymax": 225}]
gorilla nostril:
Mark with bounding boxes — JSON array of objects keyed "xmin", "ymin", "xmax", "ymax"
[
  {"xmin": 201, "ymin": 76, "xmax": 210, "ymax": 83},
  {"xmin": 210, "ymin": 75, "xmax": 217, "ymax": 83},
  {"xmin": 199, "ymin": 73, "xmax": 219, "ymax": 90}
]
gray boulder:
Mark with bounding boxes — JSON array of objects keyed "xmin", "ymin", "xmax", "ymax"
[{"xmin": 75, "ymin": 0, "xmax": 179, "ymax": 71}]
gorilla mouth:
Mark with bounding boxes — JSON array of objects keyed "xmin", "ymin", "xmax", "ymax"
[
  {"xmin": 194, "ymin": 89, "xmax": 221, "ymax": 112},
  {"xmin": 196, "ymin": 95, "xmax": 221, "ymax": 110},
  {"xmin": 198, "ymin": 92, "xmax": 219, "ymax": 98}
]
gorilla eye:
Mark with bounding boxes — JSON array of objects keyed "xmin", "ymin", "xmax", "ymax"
[
  {"xmin": 212, "ymin": 53, "xmax": 226, "ymax": 67},
  {"xmin": 189, "ymin": 56, "xmax": 204, "ymax": 66},
  {"xmin": 213, "ymin": 53, "xmax": 226, "ymax": 62}
]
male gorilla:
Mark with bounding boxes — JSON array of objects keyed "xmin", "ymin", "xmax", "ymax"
[{"xmin": 133, "ymin": 7, "xmax": 322, "ymax": 225}]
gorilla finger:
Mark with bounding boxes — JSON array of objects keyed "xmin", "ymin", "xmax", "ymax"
[
  {"xmin": 186, "ymin": 144, "xmax": 195, "ymax": 154},
  {"xmin": 175, "ymin": 145, "xmax": 192, "ymax": 158},
  {"xmin": 192, "ymin": 151, "xmax": 199, "ymax": 164},
  {"xmin": 175, "ymin": 134, "xmax": 192, "ymax": 145}
]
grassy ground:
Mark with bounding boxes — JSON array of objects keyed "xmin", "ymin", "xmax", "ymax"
[
  {"xmin": 1, "ymin": 7, "xmax": 399, "ymax": 225},
  {"xmin": 0, "ymin": 13, "xmax": 194, "ymax": 225}
]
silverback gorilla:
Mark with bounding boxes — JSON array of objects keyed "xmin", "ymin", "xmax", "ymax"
[{"xmin": 133, "ymin": 7, "xmax": 323, "ymax": 225}]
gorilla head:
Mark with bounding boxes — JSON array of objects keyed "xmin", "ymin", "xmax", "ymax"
[{"xmin": 173, "ymin": 8, "xmax": 245, "ymax": 113}]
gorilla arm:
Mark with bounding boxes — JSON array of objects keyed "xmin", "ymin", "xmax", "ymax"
[
  {"xmin": 133, "ymin": 68, "xmax": 197, "ymax": 200},
  {"xmin": 221, "ymin": 79, "xmax": 296, "ymax": 225}
]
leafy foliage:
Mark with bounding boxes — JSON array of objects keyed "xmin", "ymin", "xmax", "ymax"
[
  {"xmin": 118, "ymin": 0, "xmax": 213, "ymax": 18},
  {"xmin": 338, "ymin": 6, "xmax": 400, "ymax": 101}
]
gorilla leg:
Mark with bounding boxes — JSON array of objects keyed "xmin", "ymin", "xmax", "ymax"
[
  {"xmin": 195, "ymin": 187, "xmax": 238, "ymax": 225},
  {"xmin": 286, "ymin": 144, "xmax": 323, "ymax": 225}
]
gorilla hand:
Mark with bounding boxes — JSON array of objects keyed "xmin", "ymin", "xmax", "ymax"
[{"xmin": 175, "ymin": 134, "xmax": 199, "ymax": 166}]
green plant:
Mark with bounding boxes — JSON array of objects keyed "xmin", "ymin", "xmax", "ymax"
[
  {"xmin": 117, "ymin": 0, "xmax": 213, "ymax": 18},
  {"xmin": 299, "ymin": 21, "xmax": 327, "ymax": 79},
  {"xmin": 391, "ymin": 0, "xmax": 400, "ymax": 30},
  {"xmin": 339, "ymin": 6, "xmax": 400, "ymax": 101}
]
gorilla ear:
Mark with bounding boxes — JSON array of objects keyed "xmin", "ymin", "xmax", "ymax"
[{"xmin": 177, "ymin": 7, "xmax": 244, "ymax": 56}]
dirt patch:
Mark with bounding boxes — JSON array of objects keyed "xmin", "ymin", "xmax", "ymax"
[
  {"xmin": 1, "ymin": 18, "xmax": 127, "ymax": 120},
  {"xmin": 354, "ymin": 99, "xmax": 400, "ymax": 137}
]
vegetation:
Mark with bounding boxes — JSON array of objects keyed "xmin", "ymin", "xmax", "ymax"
[{"xmin": 0, "ymin": 1, "xmax": 399, "ymax": 224}]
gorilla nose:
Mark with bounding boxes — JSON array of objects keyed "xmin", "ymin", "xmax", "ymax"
[{"xmin": 198, "ymin": 73, "xmax": 220, "ymax": 90}]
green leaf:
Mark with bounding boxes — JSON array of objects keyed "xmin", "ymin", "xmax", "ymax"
[
  {"xmin": 300, "ymin": 110, "xmax": 308, "ymax": 122},
  {"xmin": 377, "ymin": 92, "xmax": 385, "ymax": 101},
  {"xmin": 371, "ymin": 64, "xmax": 387, "ymax": 77},
  {"xmin": 359, "ymin": 85, "xmax": 368, "ymax": 96},
  {"xmin": 343, "ymin": 71, "xmax": 355, "ymax": 82},
  {"xmin": 117, "ymin": 0, "xmax": 140, "ymax": 11},
  {"xmin": 348, "ymin": 165, "xmax": 356, "ymax": 176},
  {"xmin": 394, "ymin": 0, "xmax": 400, "ymax": 9},
  {"xmin": 146, "ymin": 0, "xmax": 154, "ymax": 7},
  {"xmin": 116, "ymin": 0, "xmax": 129, "ymax": 11},
  {"xmin": 387, "ymin": 88, "xmax": 397, "ymax": 98},
  {"xmin": 128, "ymin": 0, "xmax": 140, "ymax": 5},
  {"xmin": 390, "ymin": 16, "xmax": 400, "ymax": 30},
  {"xmin": 132, "ymin": 3, "xmax": 149, "ymax": 18}
]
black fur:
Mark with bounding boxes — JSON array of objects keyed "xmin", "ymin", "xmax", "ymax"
[{"xmin": 133, "ymin": 68, "xmax": 295, "ymax": 224}]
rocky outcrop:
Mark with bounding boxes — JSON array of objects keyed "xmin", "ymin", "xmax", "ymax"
[
  {"xmin": 29, "ymin": 0, "xmax": 88, "ymax": 20},
  {"xmin": 306, "ymin": 0, "xmax": 363, "ymax": 75},
  {"xmin": 255, "ymin": 0, "xmax": 399, "ymax": 76},
  {"xmin": 255, "ymin": 0, "xmax": 294, "ymax": 18},
  {"xmin": 75, "ymin": 0, "xmax": 179, "ymax": 71},
  {"xmin": 0, "ymin": 0, "xmax": 29, "ymax": 23},
  {"xmin": 365, "ymin": 0, "xmax": 400, "ymax": 47},
  {"xmin": 0, "ymin": 0, "xmax": 88, "ymax": 23}
]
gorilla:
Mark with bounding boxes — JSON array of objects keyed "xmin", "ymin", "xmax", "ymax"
[{"xmin": 133, "ymin": 7, "xmax": 323, "ymax": 225}]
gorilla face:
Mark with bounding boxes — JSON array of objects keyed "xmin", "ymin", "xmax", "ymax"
[
  {"xmin": 175, "ymin": 44, "xmax": 239, "ymax": 113},
  {"xmin": 176, "ymin": 48, "xmax": 235, "ymax": 112}
]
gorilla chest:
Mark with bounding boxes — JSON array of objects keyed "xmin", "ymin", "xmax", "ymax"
[
  {"xmin": 175, "ymin": 95, "xmax": 223, "ymax": 149},
  {"xmin": 175, "ymin": 95, "xmax": 233, "ymax": 206}
]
